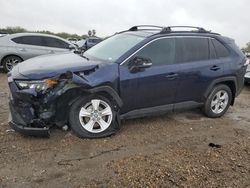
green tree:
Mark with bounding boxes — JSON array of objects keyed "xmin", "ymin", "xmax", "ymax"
[
  {"xmin": 242, "ymin": 42, "xmax": 250, "ymax": 53},
  {"xmin": 0, "ymin": 26, "xmax": 88, "ymax": 40},
  {"xmin": 0, "ymin": 26, "xmax": 27, "ymax": 34}
]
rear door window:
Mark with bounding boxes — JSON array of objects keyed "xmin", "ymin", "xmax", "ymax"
[
  {"xmin": 12, "ymin": 36, "xmax": 44, "ymax": 46},
  {"xmin": 211, "ymin": 39, "xmax": 230, "ymax": 58},
  {"xmin": 43, "ymin": 37, "xmax": 69, "ymax": 49},
  {"xmin": 176, "ymin": 37, "xmax": 209, "ymax": 63}
]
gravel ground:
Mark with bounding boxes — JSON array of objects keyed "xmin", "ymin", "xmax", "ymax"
[{"xmin": 0, "ymin": 72, "xmax": 250, "ymax": 187}]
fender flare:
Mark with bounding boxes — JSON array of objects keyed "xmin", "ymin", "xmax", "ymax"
[
  {"xmin": 204, "ymin": 76, "xmax": 238, "ymax": 98},
  {"xmin": 85, "ymin": 86, "xmax": 123, "ymax": 108}
]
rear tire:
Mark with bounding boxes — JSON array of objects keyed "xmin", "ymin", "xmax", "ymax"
[
  {"xmin": 69, "ymin": 95, "xmax": 119, "ymax": 138},
  {"xmin": 203, "ymin": 85, "xmax": 232, "ymax": 118},
  {"xmin": 2, "ymin": 56, "xmax": 22, "ymax": 72}
]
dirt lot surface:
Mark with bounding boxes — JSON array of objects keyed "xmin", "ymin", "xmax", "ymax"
[{"xmin": 0, "ymin": 73, "xmax": 250, "ymax": 188}]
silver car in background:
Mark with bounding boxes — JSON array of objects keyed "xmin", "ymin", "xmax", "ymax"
[{"xmin": 0, "ymin": 33, "xmax": 76, "ymax": 72}]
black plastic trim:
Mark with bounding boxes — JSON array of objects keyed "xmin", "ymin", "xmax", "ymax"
[
  {"xmin": 9, "ymin": 121, "xmax": 50, "ymax": 137},
  {"xmin": 120, "ymin": 104, "xmax": 173, "ymax": 120},
  {"xmin": 204, "ymin": 77, "xmax": 238, "ymax": 98},
  {"xmin": 120, "ymin": 101, "xmax": 203, "ymax": 120},
  {"xmin": 87, "ymin": 86, "xmax": 123, "ymax": 107}
]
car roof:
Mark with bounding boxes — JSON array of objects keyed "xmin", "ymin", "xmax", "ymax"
[{"xmin": 6, "ymin": 32, "xmax": 69, "ymax": 41}]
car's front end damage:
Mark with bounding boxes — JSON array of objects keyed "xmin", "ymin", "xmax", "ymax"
[{"xmin": 7, "ymin": 52, "xmax": 120, "ymax": 137}]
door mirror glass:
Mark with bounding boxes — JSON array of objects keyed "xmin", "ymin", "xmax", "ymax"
[{"xmin": 128, "ymin": 56, "xmax": 152, "ymax": 73}]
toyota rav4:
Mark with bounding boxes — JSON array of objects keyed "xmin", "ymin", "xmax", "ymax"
[{"xmin": 7, "ymin": 26, "xmax": 247, "ymax": 138}]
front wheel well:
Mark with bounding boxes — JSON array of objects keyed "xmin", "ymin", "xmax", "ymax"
[
  {"xmin": 54, "ymin": 88, "xmax": 121, "ymax": 127},
  {"xmin": 92, "ymin": 91, "xmax": 120, "ymax": 111}
]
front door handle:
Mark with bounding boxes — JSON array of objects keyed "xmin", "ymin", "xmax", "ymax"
[
  {"xmin": 165, "ymin": 73, "xmax": 178, "ymax": 80},
  {"xmin": 210, "ymin": 65, "xmax": 221, "ymax": 71}
]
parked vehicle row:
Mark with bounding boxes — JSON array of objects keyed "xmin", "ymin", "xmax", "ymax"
[
  {"xmin": 0, "ymin": 33, "xmax": 102, "ymax": 72},
  {"xmin": 7, "ymin": 25, "xmax": 247, "ymax": 138},
  {"xmin": 0, "ymin": 33, "xmax": 76, "ymax": 72},
  {"xmin": 77, "ymin": 37, "xmax": 102, "ymax": 52}
]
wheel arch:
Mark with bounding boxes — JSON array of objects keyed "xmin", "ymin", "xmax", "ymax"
[
  {"xmin": 204, "ymin": 77, "xmax": 237, "ymax": 105},
  {"xmin": 54, "ymin": 85, "xmax": 123, "ymax": 127},
  {"xmin": 1, "ymin": 54, "xmax": 24, "ymax": 66},
  {"xmin": 86, "ymin": 86, "xmax": 123, "ymax": 109}
]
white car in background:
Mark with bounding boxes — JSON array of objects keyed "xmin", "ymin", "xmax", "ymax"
[
  {"xmin": 0, "ymin": 33, "xmax": 76, "ymax": 72},
  {"xmin": 0, "ymin": 32, "xmax": 8, "ymax": 37}
]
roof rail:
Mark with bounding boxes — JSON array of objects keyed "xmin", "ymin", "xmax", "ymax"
[
  {"xmin": 160, "ymin": 26, "xmax": 209, "ymax": 33},
  {"xmin": 122, "ymin": 25, "xmax": 220, "ymax": 35},
  {"xmin": 129, "ymin": 25, "xmax": 164, "ymax": 31},
  {"xmin": 127, "ymin": 25, "xmax": 212, "ymax": 34}
]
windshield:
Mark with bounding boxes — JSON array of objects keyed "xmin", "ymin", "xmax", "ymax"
[{"xmin": 84, "ymin": 33, "xmax": 145, "ymax": 62}]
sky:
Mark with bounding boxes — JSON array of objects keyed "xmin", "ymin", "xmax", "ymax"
[{"xmin": 0, "ymin": 0, "xmax": 249, "ymax": 47}]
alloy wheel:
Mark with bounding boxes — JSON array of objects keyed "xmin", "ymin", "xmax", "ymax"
[
  {"xmin": 5, "ymin": 58, "xmax": 20, "ymax": 71},
  {"xmin": 78, "ymin": 99, "xmax": 113, "ymax": 133},
  {"xmin": 210, "ymin": 90, "xmax": 229, "ymax": 114}
]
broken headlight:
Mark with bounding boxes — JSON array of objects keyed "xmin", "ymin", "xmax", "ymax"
[{"xmin": 15, "ymin": 79, "xmax": 58, "ymax": 92}]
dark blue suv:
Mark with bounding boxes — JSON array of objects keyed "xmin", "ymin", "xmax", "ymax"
[{"xmin": 8, "ymin": 26, "xmax": 247, "ymax": 138}]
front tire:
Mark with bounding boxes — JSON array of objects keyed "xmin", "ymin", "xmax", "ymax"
[
  {"xmin": 69, "ymin": 95, "xmax": 119, "ymax": 138},
  {"xmin": 2, "ymin": 56, "xmax": 23, "ymax": 72},
  {"xmin": 203, "ymin": 85, "xmax": 232, "ymax": 118}
]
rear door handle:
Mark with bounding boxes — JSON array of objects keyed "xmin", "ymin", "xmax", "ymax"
[
  {"xmin": 165, "ymin": 73, "xmax": 178, "ymax": 80},
  {"xmin": 210, "ymin": 65, "xmax": 221, "ymax": 71}
]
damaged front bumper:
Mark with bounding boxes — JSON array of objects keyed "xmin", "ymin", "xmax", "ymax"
[
  {"xmin": 7, "ymin": 71, "xmax": 78, "ymax": 137},
  {"xmin": 7, "ymin": 62, "xmax": 122, "ymax": 137},
  {"xmin": 9, "ymin": 114, "xmax": 50, "ymax": 137},
  {"xmin": 8, "ymin": 82, "xmax": 51, "ymax": 137}
]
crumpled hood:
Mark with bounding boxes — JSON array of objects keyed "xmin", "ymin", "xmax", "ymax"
[{"xmin": 17, "ymin": 52, "xmax": 101, "ymax": 79}]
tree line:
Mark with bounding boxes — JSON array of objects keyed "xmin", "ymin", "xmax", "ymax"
[
  {"xmin": 0, "ymin": 26, "xmax": 98, "ymax": 40},
  {"xmin": 242, "ymin": 42, "xmax": 250, "ymax": 53}
]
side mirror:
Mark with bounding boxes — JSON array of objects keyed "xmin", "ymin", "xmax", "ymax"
[{"xmin": 128, "ymin": 56, "xmax": 152, "ymax": 73}]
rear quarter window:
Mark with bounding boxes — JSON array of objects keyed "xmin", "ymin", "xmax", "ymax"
[
  {"xmin": 11, "ymin": 37, "xmax": 23, "ymax": 44},
  {"xmin": 211, "ymin": 39, "xmax": 230, "ymax": 58}
]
